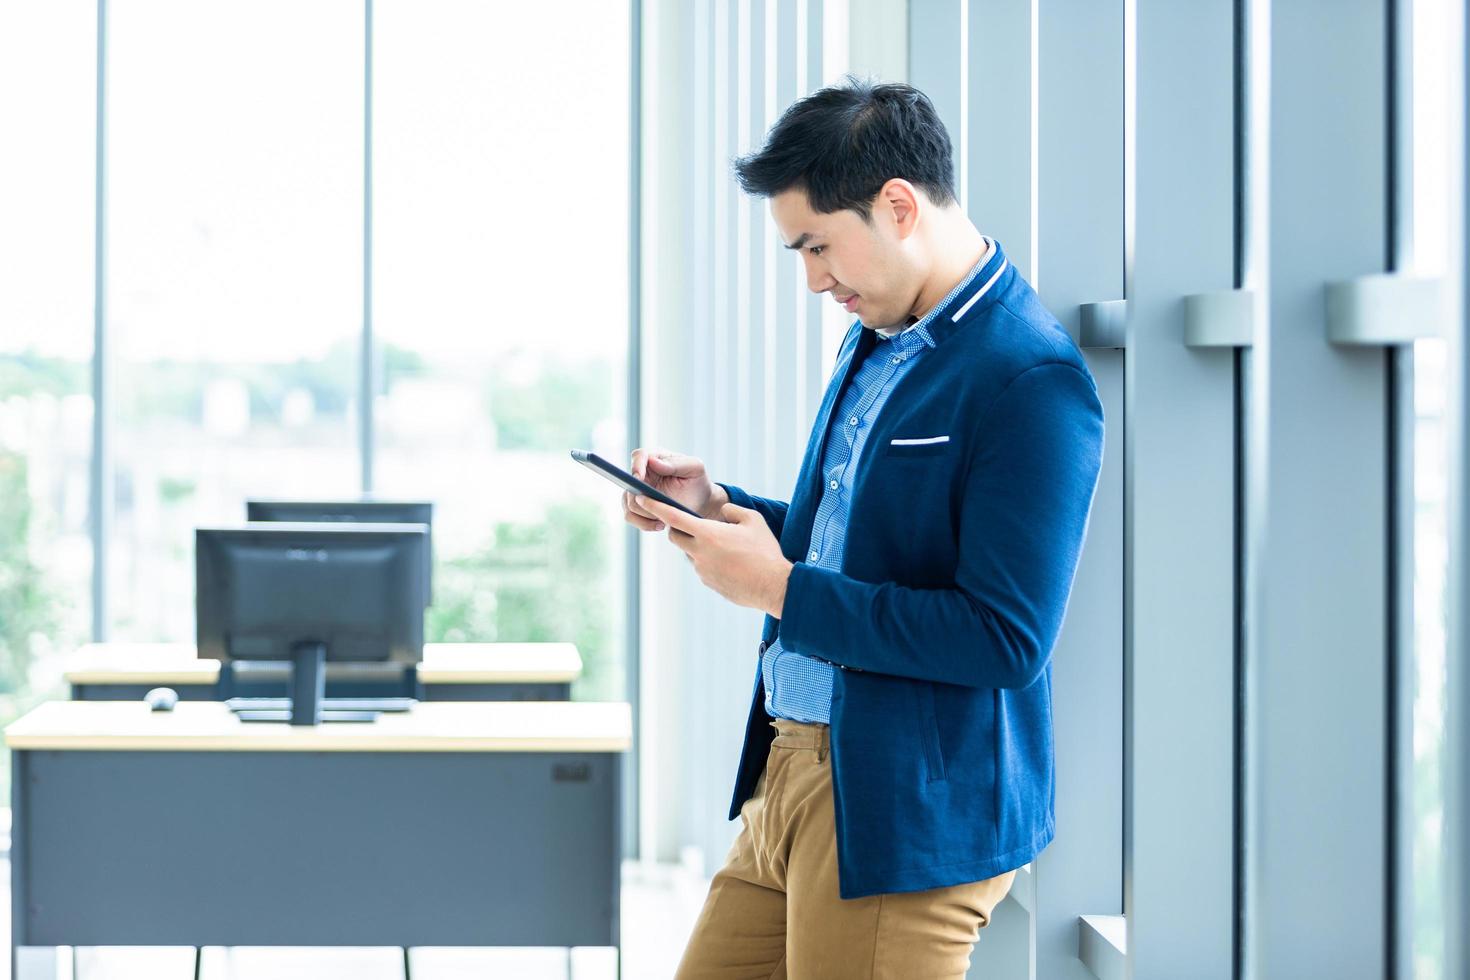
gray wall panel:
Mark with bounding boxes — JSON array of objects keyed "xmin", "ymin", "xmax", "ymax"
[
  {"xmin": 962, "ymin": 1, "xmax": 1042, "ymax": 975},
  {"xmin": 1125, "ymin": 0, "xmax": 1237, "ymax": 974},
  {"xmin": 1246, "ymin": 0, "xmax": 1390, "ymax": 973},
  {"xmin": 1035, "ymin": 0, "xmax": 1125, "ymax": 332},
  {"xmin": 1447, "ymin": 3, "xmax": 1470, "ymax": 975},
  {"xmin": 965, "ymin": 0, "xmax": 1034, "ymax": 282},
  {"xmin": 1034, "ymin": 2, "xmax": 1126, "ymax": 979},
  {"xmin": 909, "ymin": 0, "xmax": 964, "ymax": 164}
]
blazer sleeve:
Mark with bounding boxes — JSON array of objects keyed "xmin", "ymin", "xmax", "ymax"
[
  {"xmin": 717, "ymin": 482, "xmax": 790, "ymax": 541},
  {"xmin": 775, "ymin": 362, "xmax": 1105, "ymax": 690}
]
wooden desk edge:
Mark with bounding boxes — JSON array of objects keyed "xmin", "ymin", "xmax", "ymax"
[
  {"xmin": 5, "ymin": 733, "xmax": 631, "ymax": 753},
  {"xmin": 67, "ymin": 669, "xmax": 220, "ymax": 686},
  {"xmin": 416, "ymin": 669, "xmax": 579, "ymax": 685},
  {"xmin": 65, "ymin": 668, "xmax": 582, "ymax": 686},
  {"xmin": 66, "ymin": 651, "xmax": 583, "ymax": 686}
]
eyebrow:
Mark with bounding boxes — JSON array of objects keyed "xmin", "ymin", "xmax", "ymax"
[{"xmin": 783, "ymin": 233, "xmax": 818, "ymax": 250}]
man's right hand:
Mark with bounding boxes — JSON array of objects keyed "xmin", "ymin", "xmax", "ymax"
[{"xmin": 624, "ymin": 448, "xmax": 730, "ymax": 530}]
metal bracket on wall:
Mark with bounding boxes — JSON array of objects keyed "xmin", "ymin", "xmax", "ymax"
[
  {"xmin": 1079, "ymin": 300, "xmax": 1128, "ymax": 349},
  {"xmin": 1078, "ymin": 914, "xmax": 1126, "ymax": 980},
  {"xmin": 1008, "ymin": 862, "xmax": 1035, "ymax": 914},
  {"xmin": 1183, "ymin": 288, "xmax": 1256, "ymax": 348},
  {"xmin": 1325, "ymin": 273, "xmax": 1447, "ymax": 345}
]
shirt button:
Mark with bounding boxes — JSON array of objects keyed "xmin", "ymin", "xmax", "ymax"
[
  {"xmin": 828, "ymin": 479, "xmax": 838, "ymax": 490},
  {"xmin": 891, "ymin": 354, "xmax": 903, "ymax": 364},
  {"xmin": 808, "ymin": 549, "xmax": 819, "ymax": 561},
  {"xmin": 848, "ymin": 416, "xmax": 859, "ymax": 426}
]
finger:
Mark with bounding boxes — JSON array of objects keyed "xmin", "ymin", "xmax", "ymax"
[
  {"xmin": 624, "ymin": 490, "xmax": 658, "ymax": 521},
  {"xmin": 646, "ymin": 452, "xmax": 698, "ymax": 478},
  {"xmin": 719, "ymin": 502, "xmax": 756, "ymax": 525},
  {"xmin": 623, "ymin": 491, "xmax": 664, "ymax": 528},
  {"xmin": 634, "ymin": 446, "xmax": 678, "ymax": 480},
  {"xmin": 664, "ymin": 525, "xmax": 696, "ymax": 553},
  {"xmin": 638, "ymin": 495, "xmax": 702, "ymax": 534},
  {"xmin": 623, "ymin": 508, "xmax": 665, "ymax": 532}
]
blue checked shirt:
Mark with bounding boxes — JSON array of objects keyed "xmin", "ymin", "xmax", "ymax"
[{"xmin": 762, "ymin": 241, "xmax": 995, "ymax": 723}]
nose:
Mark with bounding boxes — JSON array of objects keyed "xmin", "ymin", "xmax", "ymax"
[{"xmin": 801, "ymin": 254, "xmax": 835, "ymax": 294}]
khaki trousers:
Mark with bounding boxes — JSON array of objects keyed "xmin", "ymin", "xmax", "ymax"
[{"xmin": 675, "ymin": 719, "xmax": 1016, "ymax": 979}]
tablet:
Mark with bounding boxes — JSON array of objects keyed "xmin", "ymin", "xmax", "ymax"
[{"xmin": 570, "ymin": 449, "xmax": 702, "ymax": 519}]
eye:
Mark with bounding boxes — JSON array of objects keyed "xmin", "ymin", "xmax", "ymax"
[{"xmin": 809, "ymin": 246, "xmax": 824, "ymax": 256}]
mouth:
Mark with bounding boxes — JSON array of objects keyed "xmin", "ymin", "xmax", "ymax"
[{"xmin": 834, "ymin": 293, "xmax": 860, "ymax": 313}]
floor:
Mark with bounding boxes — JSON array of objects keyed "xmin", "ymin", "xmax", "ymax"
[{"xmin": 2, "ymin": 859, "xmax": 711, "ymax": 980}]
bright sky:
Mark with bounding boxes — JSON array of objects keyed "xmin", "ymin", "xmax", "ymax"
[
  {"xmin": 0, "ymin": 0, "xmax": 630, "ymax": 363},
  {"xmin": 0, "ymin": 0, "xmax": 95, "ymax": 360},
  {"xmin": 1412, "ymin": 0, "xmax": 1458, "ymax": 278}
]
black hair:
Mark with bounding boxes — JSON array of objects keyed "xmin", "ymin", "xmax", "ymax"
[{"xmin": 732, "ymin": 76, "xmax": 957, "ymax": 220}]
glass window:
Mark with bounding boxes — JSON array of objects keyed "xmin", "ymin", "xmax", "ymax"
[
  {"xmin": 0, "ymin": 0, "xmax": 96, "ymax": 796},
  {"xmin": 1408, "ymin": 0, "xmax": 1457, "ymax": 975},
  {"xmin": 107, "ymin": 0, "xmax": 364, "ymax": 641},
  {"xmin": 373, "ymin": 0, "xmax": 631, "ymax": 700}
]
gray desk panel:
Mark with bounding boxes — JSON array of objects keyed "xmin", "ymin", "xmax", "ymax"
[{"xmin": 13, "ymin": 749, "xmax": 619, "ymax": 948}]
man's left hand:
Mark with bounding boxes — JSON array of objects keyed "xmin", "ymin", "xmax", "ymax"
[{"xmin": 635, "ymin": 496, "xmax": 793, "ymax": 619}]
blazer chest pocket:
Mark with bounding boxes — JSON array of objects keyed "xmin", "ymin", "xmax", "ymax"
[{"xmin": 885, "ymin": 435, "xmax": 952, "ymax": 458}]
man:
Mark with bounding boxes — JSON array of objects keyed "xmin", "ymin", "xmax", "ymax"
[{"xmin": 625, "ymin": 78, "xmax": 1104, "ymax": 979}]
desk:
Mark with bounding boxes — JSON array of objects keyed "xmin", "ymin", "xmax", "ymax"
[
  {"xmin": 8, "ymin": 700, "xmax": 629, "ymax": 977},
  {"xmin": 65, "ymin": 642, "xmax": 582, "ymax": 702}
]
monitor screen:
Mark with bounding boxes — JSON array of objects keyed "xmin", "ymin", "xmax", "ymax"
[
  {"xmin": 244, "ymin": 500, "xmax": 433, "ymax": 604},
  {"xmin": 196, "ymin": 523, "xmax": 428, "ymax": 667}
]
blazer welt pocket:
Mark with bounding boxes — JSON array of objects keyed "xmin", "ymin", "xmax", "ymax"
[
  {"xmin": 914, "ymin": 683, "xmax": 947, "ymax": 783},
  {"xmin": 885, "ymin": 435, "xmax": 952, "ymax": 458}
]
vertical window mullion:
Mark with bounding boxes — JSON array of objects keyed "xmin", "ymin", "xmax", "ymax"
[
  {"xmin": 90, "ymin": 0, "xmax": 111, "ymax": 642},
  {"xmin": 361, "ymin": 0, "xmax": 374, "ymax": 494}
]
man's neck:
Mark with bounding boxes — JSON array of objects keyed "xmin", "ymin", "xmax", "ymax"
[{"xmin": 881, "ymin": 227, "xmax": 992, "ymax": 336}]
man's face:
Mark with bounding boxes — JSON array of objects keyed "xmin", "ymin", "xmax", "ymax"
[{"xmin": 769, "ymin": 187, "xmax": 917, "ymax": 331}]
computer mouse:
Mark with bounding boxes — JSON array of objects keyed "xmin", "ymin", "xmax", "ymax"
[{"xmin": 144, "ymin": 687, "xmax": 179, "ymax": 712}]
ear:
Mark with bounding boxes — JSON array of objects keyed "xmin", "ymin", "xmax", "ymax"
[{"xmin": 877, "ymin": 178, "xmax": 922, "ymax": 240}]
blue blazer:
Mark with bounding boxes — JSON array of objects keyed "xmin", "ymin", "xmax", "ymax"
[{"xmin": 719, "ymin": 240, "xmax": 1105, "ymax": 899}]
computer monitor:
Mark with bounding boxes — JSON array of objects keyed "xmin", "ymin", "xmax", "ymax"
[
  {"xmin": 244, "ymin": 500, "xmax": 433, "ymax": 604},
  {"xmin": 196, "ymin": 523, "xmax": 429, "ymax": 725}
]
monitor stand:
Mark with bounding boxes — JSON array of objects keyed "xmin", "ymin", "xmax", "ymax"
[
  {"xmin": 289, "ymin": 640, "xmax": 326, "ymax": 725},
  {"xmin": 220, "ymin": 652, "xmax": 420, "ymax": 724},
  {"xmin": 233, "ymin": 708, "xmax": 380, "ymax": 723}
]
